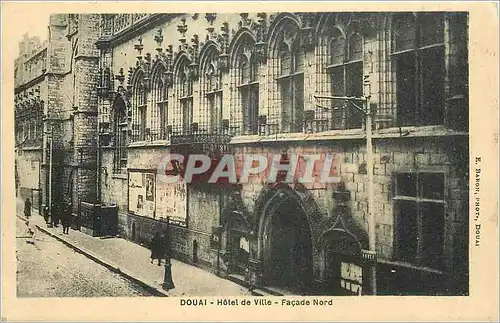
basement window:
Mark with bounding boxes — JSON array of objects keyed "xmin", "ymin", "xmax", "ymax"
[{"xmin": 393, "ymin": 172, "xmax": 445, "ymax": 269}]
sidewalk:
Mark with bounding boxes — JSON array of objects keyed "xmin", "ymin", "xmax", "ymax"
[{"xmin": 16, "ymin": 200, "xmax": 251, "ymax": 297}]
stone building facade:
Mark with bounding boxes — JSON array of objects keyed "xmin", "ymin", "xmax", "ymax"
[
  {"xmin": 15, "ymin": 34, "xmax": 47, "ymax": 210},
  {"xmin": 15, "ymin": 14, "xmax": 101, "ymax": 220},
  {"xmin": 94, "ymin": 12, "xmax": 469, "ymax": 296},
  {"xmin": 15, "ymin": 12, "xmax": 469, "ymax": 296}
]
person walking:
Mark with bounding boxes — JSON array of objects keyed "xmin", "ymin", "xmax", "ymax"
[
  {"xmin": 150, "ymin": 231, "xmax": 163, "ymax": 266},
  {"xmin": 24, "ymin": 198, "xmax": 32, "ymax": 219},
  {"xmin": 43, "ymin": 205, "xmax": 50, "ymax": 225},
  {"xmin": 61, "ymin": 203, "xmax": 72, "ymax": 234},
  {"xmin": 51, "ymin": 203, "xmax": 59, "ymax": 228},
  {"xmin": 25, "ymin": 218, "xmax": 38, "ymax": 245}
]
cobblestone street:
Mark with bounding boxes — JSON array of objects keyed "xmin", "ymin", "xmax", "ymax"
[{"xmin": 16, "ymin": 217, "xmax": 153, "ymax": 297}]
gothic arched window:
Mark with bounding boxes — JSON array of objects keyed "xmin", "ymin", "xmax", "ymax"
[
  {"xmin": 131, "ymin": 71, "xmax": 147, "ymax": 141},
  {"xmin": 113, "ymin": 97, "xmax": 128, "ymax": 171},
  {"xmin": 151, "ymin": 64, "xmax": 168, "ymax": 140},
  {"xmin": 175, "ymin": 57, "xmax": 193, "ymax": 134},
  {"xmin": 201, "ymin": 46, "xmax": 223, "ymax": 133},
  {"xmin": 273, "ymin": 21, "xmax": 305, "ymax": 133},
  {"xmin": 327, "ymin": 27, "xmax": 364, "ymax": 129},
  {"xmin": 392, "ymin": 12, "xmax": 445, "ymax": 126},
  {"xmin": 235, "ymin": 36, "xmax": 259, "ymax": 135}
]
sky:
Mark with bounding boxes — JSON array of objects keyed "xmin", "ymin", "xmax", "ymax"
[{"xmin": 11, "ymin": 11, "xmax": 50, "ymax": 57}]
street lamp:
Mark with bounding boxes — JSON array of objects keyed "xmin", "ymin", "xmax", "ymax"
[
  {"xmin": 44, "ymin": 122, "xmax": 53, "ymax": 227},
  {"xmin": 162, "ymin": 216, "xmax": 175, "ymax": 290},
  {"xmin": 314, "ymin": 76, "xmax": 377, "ymax": 295}
]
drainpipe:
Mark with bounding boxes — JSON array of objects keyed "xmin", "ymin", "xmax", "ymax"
[
  {"xmin": 97, "ymin": 114, "xmax": 101, "ymax": 205},
  {"xmin": 365, "ymin": 95, "xmax": 377, "ymax": 295},
  {"xmin": 48, "ymin": 124, "xmax": 53, "ymax": 220}
]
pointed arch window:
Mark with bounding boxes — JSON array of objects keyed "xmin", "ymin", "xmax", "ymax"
[
  {"xmin": 113, "ymin": 97, "xmax": 128, "ymax": 171},
  {"xmin": 326, "ymin": 28, "xmax": 363, "ymax": 130},
  {"xmin": 177, "ymin": 59, "xmax": 193, "ymax": 134},
  {"xmin": 202, "ymin": 50, "xmax": 223, "ymax": 133},
  {"xmin": 275, "ymin": 26, "xmax": 305, "ymax": 133},
  {"xmin": 391, "ymin": 12, "xmax": 445, "ymax": 126},
  {"xmin": 237, "ymin": 42, "xmax": 259, "ymax": 135},
  {"xmin": 151, "ymin": 65, "xmax": 168, "ymax": 140},
  {"xmin": 131, "ymin": 72, "xmax": 147, "ymax": 141}
]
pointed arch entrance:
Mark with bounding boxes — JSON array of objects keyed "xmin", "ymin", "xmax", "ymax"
[{"xmin": 256, "ymin": 185, "xmax": 314, "ymax": 293}]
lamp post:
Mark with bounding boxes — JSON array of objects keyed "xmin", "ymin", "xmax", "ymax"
[
  {"xmin": 162, "ymin": 216, "xmax": 175, "ymax": 290},
  {"xmin": 314, "ymin": 86, "xmax": 377, "ymax": 295},
  {"xmin": 44, "ymin": 123, "xmax": 53, "ymax": 227}
]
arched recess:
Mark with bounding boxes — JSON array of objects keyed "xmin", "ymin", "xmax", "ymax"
[
  {"xmin": 316, "ymin": 202, "xmax": 369, "ymax": 295},
  {"xmin": 220, "ymin": 194, "xmax": 252, "ymax": 276},
  {"xmin": 266, "ymin": 13, "xmax": 303, "ymax": 58},
  {"xmin": 252, "ymin": 183, "xmax": 318, "ymax": 292}
]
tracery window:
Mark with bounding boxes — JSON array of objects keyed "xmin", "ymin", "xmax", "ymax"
[
  {"xmin": 151, "ymin": 64, "xmax": 168, "ymax": 140},
  {"xmin": 391, "ymin": 13, "xmax": 445, "ymax": 126},
  {"xmin": 274, "ymin": 24, "xmax": 305, "ymax": 133},
  {"xmin": 113, "ymin": 97, "xmax": 128, "ymax": 171},
  {"xmin": 236, "ymin": 39, "xmax": 259, "ymax": 135},
  {"xmin": 175, "ymin": 57, "xmax": 193, "ymax": 134},
  {"xmin": 201, "ymin": 47, "xmax": 223, "ymax": 133},
  {"xmin": 131, "ymin": 72, "xmax": 147, "ymax": 141},
  {"xmin": 327, "ymin": 28, "xmax": 364, "ymax": 129}
]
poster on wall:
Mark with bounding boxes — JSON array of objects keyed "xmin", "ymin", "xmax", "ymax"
[
  {"xmin": 145, "ymin": 174, "xmax": 155, "ymax": 201},
  {"xmin": 340, "ymin": 262, "xmax": 363, "ymax": 295},
  {"xmin": 128, "ymin": 171, "xmax": 156, "ymax": 218},
  {"xmin": 156, "ymin": 178, "xmax": 187, "ymax": 227}
]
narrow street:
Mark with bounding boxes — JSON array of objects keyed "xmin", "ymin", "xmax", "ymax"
[{"xmin": 16, "ymin": 217, "xmax": 153, "ymax": 297}]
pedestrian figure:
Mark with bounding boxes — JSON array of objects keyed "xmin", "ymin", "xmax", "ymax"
[
  {"xmin": 51, "ymin": 203, "xmax": 59, "ymax": 227},
  {"xmin": 150, "ymin": 231, "xmax": 163, "ymax": 266},
  {"xmin": 43, "ymin": 205, "xmax": 50, "ymax": 224},
  {"xmin": 61, "ymin": 203, "xmax": 72, "ymax": 234},
  {"xmin": 24, "ymin": 198, "xmax": 32, "ymax": 219},
  {"xmin": 25, "ymin": 219, "xmax": 38, "ymax": 245}
]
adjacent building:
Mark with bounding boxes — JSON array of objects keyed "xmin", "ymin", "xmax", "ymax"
[{"xmin": 15, "ymin": 12, "xmax": 470, "ymax": 296}]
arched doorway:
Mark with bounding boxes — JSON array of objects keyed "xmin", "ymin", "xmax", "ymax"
[{"xmin": 260, "ymin": 191, "xmax": 313, "ymax": 293}]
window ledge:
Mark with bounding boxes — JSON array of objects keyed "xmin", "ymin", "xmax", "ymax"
[
  {"xmin": 22, "ymin": 145, "xmax": 43, "ymax": 151},
  {"xmin": 128, "ymin": 140, "xmax": 171, "ymax": 148},
  {"xmin": 111, "ymin": 173, "xmax": 128, "ymax": 180},
  {"xmin": 229, "ymin": 125, "xmax": 468, "ymax": 145}
]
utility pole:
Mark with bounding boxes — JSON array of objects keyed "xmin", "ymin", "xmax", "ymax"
[{"xmin": 314, "ymin": 77, "xmax": 377, "ymax": 295}]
